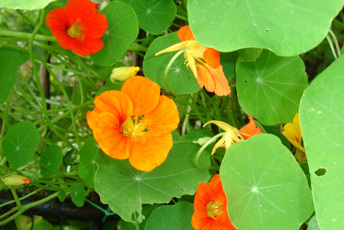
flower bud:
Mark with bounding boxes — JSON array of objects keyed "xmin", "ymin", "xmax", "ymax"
[
  {"xmin": 110, "ymin": 66, "xmax": 140, "ymax": 82},
  {"xmin": 193, "ymin": 137, "xmax": 214, "ymax": 146},
  {"xmin": 2, "ymin": 175, "xmax": 30, "ymax": 186}
]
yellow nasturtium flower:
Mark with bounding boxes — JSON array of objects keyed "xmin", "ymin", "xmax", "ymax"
[
  {"xmin": 204, "ymin": 120, "xmax": 244, "ymax": 155},
  {"xmin": 282, "ymin": 113, "xmax": 306, "ymax": 163}
]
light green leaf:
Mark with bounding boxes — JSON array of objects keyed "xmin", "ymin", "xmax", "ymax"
[
  {"xmin": 220, "ymin": 134, "xmax": 314, "ymax": 230},
  {"xmin": 307, "ymin": 215, "xmax": 320, "ymax": 230},
  {"xmin": 188, "ymin": 0, "xmax": 344, "ymax": 56},
  {"xmin": 143, "ymin": 32, "xmax": 200, "ymax": 94},
  {"xmin": 2, "ymin": 121, "xmax": 40, "ymax": 169},
  {"xmin": 300, "ymin": 54, "xmax": 344, "ymax": 230},
  {"xmin": 40, "ymin": 144, "xmax": 63, "ymax": 178},
  {"xmin": 71, "ymin": 184, "xmax": 85, "ymax": 207},
  {"xmin": 236, "ymin": 50, "xmax": 308, "ymax": 125},
  {"xmin": 120, "ymin": 204, "xmax": 159, "ymax": 230},
  {"xmin": 145, "ymin": 201, "xmax": 194, "ymax": 230},
  {"xmin": 79, "ymin": 138, "xmax": 100, "ymax": 188},
  {"xmin": 94, "ymin": 141, "xmax": 210, "ymax": 222},
  {"xmin": 90, "ymin": 1, "xmax": 139, "ymax": 66},
  {"xmin": 130, "ymin": 0, "xmax": 176, "ymax": 35},
  {"xmin": 0, "ymin": 47, "xmax": 28, "ymax": 103},
  {"xmin": 0, "ymin": 0, "xmax": 56, "ymax": 10},
  {"xmin": 238, "ymin": 48, "xmax": 263, "ymax": 62}
]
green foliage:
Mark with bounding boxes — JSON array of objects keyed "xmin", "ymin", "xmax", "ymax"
[
  {"xmin": 90, "ymin": 1, "xmax": 139, "ymax": 66},
  {"xmin": 220, "ymin": 134, "xmax": 314, "ymax": 230},
  {"xmin": 0, "ymin": 47, "xmax": 28, "ymax": 104},
  {"xmin": 145, "ymin": 201, "xmax": 194, "ymax": 230},
  {"xmin": 300, "ymin": 54, "xmax": 344, "ymax": 230},
  {"xmin": 71, "ymin": 184, "xmax": 86, "ymax": 207},
  {"xmin": 130, "ymin": 0, "xmax": 177, "ymax": 35},
  {"xmin": 188, "ymin": 0, "xmax": 344, "ymax": 56},
  {"xmin": 0, "ymin": 0, "xmax": 56, "ymax": 10},
  {"xmin": 143, "ymin": 32, "xmax": 200, "ymax": 94},
  {"xmin": 40, "ymin": 144, "xmax": 63, "ymax": 178},
  {"xmin": 236, "ymin": 50, "xmax": 308, "ymax": 125},
  {"xmin": 2, "ymin": 121, "xmax": 40, "ymax": 169}
]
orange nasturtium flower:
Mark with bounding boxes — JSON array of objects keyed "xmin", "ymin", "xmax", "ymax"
[
  {"xmin": 87, "ymin": 76, "xmax": 180, "ymax": 172},
  {"xmin": 192, "ymin": 174, "xmax": 237, "ymax": 230},
  {"xmin": 156, "ymin": 25, "xmax": 231, "ymax": 96},
  {"xmin": 46, "ymin": 0, "xmax": 108, "ymax": 56},
  {"xmin": 282, "ymin": 113, "xmax": 306, "ymax": 163},
  {"xmin": 205, "ymin": 116, "xmax": 261, "ymax": 155}
]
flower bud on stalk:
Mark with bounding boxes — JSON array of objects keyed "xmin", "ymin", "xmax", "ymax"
[{"xmin": 2, "ymin": 175, "xmax": 30, "ymax": 186}]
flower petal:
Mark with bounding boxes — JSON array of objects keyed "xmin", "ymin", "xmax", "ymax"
[
  {"xmin": 155, "ymin": 41, "xmax": 189, "ymax": 56},
  {"xmin": 203, "ymin": 48, "xmax": 220, "ymax": 68},
  {"xmin": 145, "ymin": 95, "xmax": 179, "ymax": 133},
  {"xmin": 71, "ymin": 36, "xmax": 104, "ymax": 56},
  {"xmin": 66, "ymin": 0, "xmax": 97, "ymax": 22},
  {"xmin": 129, "ymin": 132, "xmax": 173, "ymax": 172},
  {"xmin": 178, "ymin": 25, "xmax": 195, "ymax": 41},
  {"xmin": 121, "ymin": 76, "xmax": 160, "ymax": 115},
  {"xmin": 84, "ymin": 13, "xmax": 108, "ymax": 38},
  {"xmin": 239, "ymin": 115, "xmax": 261, "ymax": 140}
]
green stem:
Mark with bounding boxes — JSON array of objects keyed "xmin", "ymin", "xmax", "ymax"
[
  {"xmin": 0, "ymin": 192, "xmax": 59, "ymax": 226},
  {"xmin": 328, "ymin": 29, "xmax": 341, "ymax": 57},
  {"xmin": 195, "ymin": 132, "xmax": 225, "ymax": 169},
  {"xmin": 0, "ymin": 188, "xmax": 43, "ymax": 209},
  {"xmin": 134, "ymin": 212, "xmax": 140, "ymax": 230},
  {"xmin": 326, "ymin": 34, "xmax": 338, "ymax": 59},
  {"xmin": 163, "ymin": 49, "xmax": 185, "ymax": 96},
  {"xmin": 0, "ymin": 29, "xmax": 57, "ymax": 42},
  {"xmin": 0, "ymin": 94, "xmax": 11, "ymax": 159},
  {"xmin": 10, "ymin": 188, "xmax": 22, "ymax": 209}
]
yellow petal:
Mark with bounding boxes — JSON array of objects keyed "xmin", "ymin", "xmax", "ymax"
[
  {"xmin": 282, "ymin": 122, "xmax": 305, "ymax": 153},
  {"xmin": 204, "ymin": 120, "xmax": 234, "ymax": 132},
  {"xmin": 155, "ymin": 41, "xmax": 189, "ymax": 56}
]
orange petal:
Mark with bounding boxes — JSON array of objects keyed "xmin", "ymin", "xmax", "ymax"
[
  {"xmin": 145, "ymin": 95, "xmax": 180, "ymax": 133},
  {"xmin": 239, "ymin": 115, "xmax": 261, "ymax": 140},
  {"xmin": 89, "ymin": 112, "xmax": 130, "ymax": 159},
  {"xmin": 178, "ymin": 25, "xmax": 195, "ymax": 41},
  {"xmin": 121, "ymin": 76, "xmax": 160, "ymax": 115},
  {"xmin": 204, "ymin": 65, "xmax": 231, "ymax": 96},
  {"xmin": 129, "ymin": 132, "xmax": 173, "ymax": 172},
  {"xmin": 84, "ymin": 13, "xmax": 108, "ymax": 38},
  {"xmin": 197, "ymin": 64, "xmax": 215, "ymax": 92},
  {"xmin": 203, "ymin": 48, "xmax": 220, "ymax": 68},
  {"xmin": 93, "ymin": 90, "xmax": 133, "ymax": 123}
]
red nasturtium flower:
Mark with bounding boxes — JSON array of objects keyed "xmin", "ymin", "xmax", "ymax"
[
  {"xmin": 46, "ymin": 0, "xmax": 108, "ymax": 56},
  {"xmin": 156, "ymin": 25, "xmax": 230, "ymax": 96},
  {"xmin": 87, "ymin": 76, "xmax": 180, "ymax": 172},
  {"xmin": 192, "ymin": 174, "xmax": 237, "ymax": 230}
]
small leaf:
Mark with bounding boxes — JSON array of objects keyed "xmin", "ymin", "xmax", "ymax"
[
  {"xmin": 145, "ymin": 201, "xmax": 194, "ymax": 230},
  {"xmin": 79, "ymin": 138, "xmax": 100, "ymax": 188},
  {"xmin": 0, "ymin": 47, "xmax": 28, "ymax": 103},
  {"xmin": 94, "ymin": 140, "xmax": 210, "ymax": 222},
  {"xmin": 236, "ymin": 50, "xmax": 308, "ymax": 125},
  {"xmin": 143, "ymin": 32, "xmax": 200, "ymax": 94},
  {"xmin": 220, "ymin": 134, "xmax": 314, "ymax": 230},
  {"xmin": 130, "ymin": 0, "xmax": 177, "ymax": 35},
  {"xmin": 71, "ymin": 184, "xmax": 85, "ymax": 207},
  {"xmin": 300, "ymin": 54, "xmax": 344, "ymax": 230},
  {"xmin": 2, "ymin": 121, "xmax": 40, "ymax": 169},
  {"xmin": 40, "ymin": 144, "xmax": 63, "ymax": 178},
  {"xmin": 90, "ymin": 1, "xmax": 139, "ymax": 66},
  {"xmin": 0, "ymin": 0, "xmax": 56, "ymax": 10}
]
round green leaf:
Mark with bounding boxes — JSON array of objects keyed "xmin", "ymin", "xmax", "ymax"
[
  {"xmin": 79, "ymin": 138, "xmax": 100, "ymax": 188},
  {"xmin": 0, "ymin": 0, "xmax": 56, "ymax": 10},
  {"xmin": 94, "ymin": 142, "xmax": 210, "ymax": 223},
  {"xmin": 220, "ymin": 134, "xmax": 314, "ymax": 230},
  {"xmin": 188, "ymin": 0, "xmax": 344, "ymax": 56},
  {"xmin": 143, "ymin": 32, "xmax": 200, "ymax": 94},
  {"xmin": 145, "ymin": 201, "xmax": 194, "ymax": 230},
  {"xmin": 2, "ymin": 121, "xmax": 40, "ymax": 169},
  {"xmin": 71, "ymin": 184, "xmax": 86, "ymax": 207},
  {"xmin": 300, "ymin": 54, "xmax": 344, "ymax": 230},
  {"xmin": 90, "ymin": 1, "xmax": 139, "ymax": 66},
  {"xmin": 130, "ymin": 0, "xmax": 176, "ymax": 35},
  {"xmin": 40, "ymin": 144, "xmax": 63, "ymax": 178},
  {"xmin": 0, "ymin": 47, "xmax": 28, "ymax": 103},
  {"xmin": 236, "ymin": 50, "xmax": 308, "ymax": 125}
]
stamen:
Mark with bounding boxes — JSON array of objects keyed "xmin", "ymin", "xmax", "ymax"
[
  {"xmin": 206, "ymin": 200, "xmax": 223, "ymax": 218},
  {"xmin": 67, "ymin": 21, "xmax": 85, "ymax": 41},
  {"xmin": 120, "ymin": 116, "xmax": 147, "ymax": 138}
]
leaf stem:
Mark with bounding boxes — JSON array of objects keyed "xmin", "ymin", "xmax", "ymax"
[{"xmin": 0, "ymin": 29, "xmax": 57, "ymax": 42}]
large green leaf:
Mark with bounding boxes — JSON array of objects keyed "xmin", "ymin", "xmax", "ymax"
[
  {"xmin": 0, "ymin": 0, "xmax": 56, "ymax": 10},
  {"xmin": 2, "ymin": 121, "xmax": 40, "ymax": 169},
  {"xmin": 130, "ymin": 0, "xmax": 176, "ymax": 35},
  {"xmin": 40, "ymin": 144, "xmax": 63, "ymax": 178},
  {"xmin": 94, "ymin": 141, "xmax": 210, "ymax": 222},
  {"xmin": 0, "ymin": 47, "xmax": 28, "ymax": 103},
  {"xmin": 145, "ymin": 201, "xmax": 194, "ymax": 230},
  {"xmin": 90, "ymin": 1, "xmax": 139, "ymax": 66},
  {"xmin": 143, "ymin": 32, "xmax": 200, "ymax": 94},
  {"xmin": 79, "ymin": 138, "xmax": 100, "ymax": 188},
  {"xmin": 220, "ymin": 134, "xmax": 314, "ymax": 230},
  {"xmin": 236, "ymin": 50, "xmax": 308, "ymax": 125},
  {"xmin": 188, "ymin": 0, "xmax": 344, "ymax": 56},
  {"xmin": 300, "ymin": 54, "xmax": 344, "ymax": 230}
]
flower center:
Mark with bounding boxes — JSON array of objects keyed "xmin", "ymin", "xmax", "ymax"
[
  {"xmin": 67, "ymin": 21, "xmax": 85, "ymax": 40},
  {"xmin": 120, "ymin": 115, "xmax": 147, "ymax": 138},
  {"xmin": 206, "ymin": 200, "xmax": 223, "ymax": 218}
]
